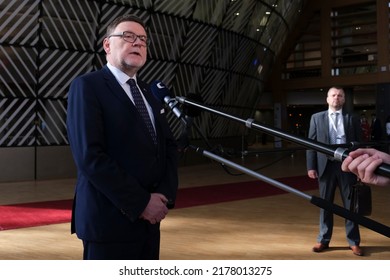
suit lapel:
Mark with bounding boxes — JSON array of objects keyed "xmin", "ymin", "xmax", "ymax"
[
  {"xmin": 102, "ymin": 66, "xmax": 135, "ymax": 110},
  {"xmin": 342, "ymin": 113, "xmax": 347, "ymax": 131},
  {"xmin": 343, "ymin": 113, "xmax": 349, "ymax": 142},
  {"xmin": 137, "ymin": 80, "xmax": 159, "ymax": 120},
  {"xmin": 322, "ymin": 111, "xmax": 330, "ymax": 143}
]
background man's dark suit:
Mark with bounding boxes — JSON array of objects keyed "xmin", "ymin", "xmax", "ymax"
[
  {"xmin": 306, "ymin": 110, "xmax": 362, "ymax": 247},
  {"xmin": 67, "ymin": 65, "xmax": 178, "ymax": 258}
]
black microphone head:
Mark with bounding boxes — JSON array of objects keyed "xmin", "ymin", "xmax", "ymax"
[
  {"xmin": 150, "ymin": 80, "xmax": 172, "ymax": 103},
  {"xmin": 183, "ymin": 93, "xmax": 203, "ymax": 117}
]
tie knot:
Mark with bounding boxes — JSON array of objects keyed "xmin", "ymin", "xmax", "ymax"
[{"xmin": 127, "ymin": 78, "xmax": 136, "ymax": 86}]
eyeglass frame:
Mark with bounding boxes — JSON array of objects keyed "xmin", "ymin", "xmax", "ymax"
[{"xmin": 108, "ymin": 31, "xmax": 150, "ymax": 47}]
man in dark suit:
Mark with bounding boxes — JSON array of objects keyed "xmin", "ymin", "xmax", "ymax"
[
  {"xmin": 66, "ymin": 15, "xmax": 178, "ymax": 260},
  {"xmin": 306, "ymin": 87, "xmax": 363, "ymax": 256}
]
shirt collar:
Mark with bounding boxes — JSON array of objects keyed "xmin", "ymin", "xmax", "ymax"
[
  {"xmin": 107, "ymin": 62, "xmax": 137, "ymax": 85},
  {"xmin": 328, "ymin": 109, "xmax": 342, "ymax": 116}
]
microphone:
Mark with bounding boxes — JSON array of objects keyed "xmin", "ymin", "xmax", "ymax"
[
  {"xmin": 150, "ymin": 81, "xmax": 192, "ymax": 152},
  {"xmin": 150, "ymin": 80, "xmax": 182, "ymax": 119}
]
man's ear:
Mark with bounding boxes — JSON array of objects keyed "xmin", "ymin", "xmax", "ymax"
[{"xmin": 103, "ymin": 38, "xmax": 110, "ymax": 54}]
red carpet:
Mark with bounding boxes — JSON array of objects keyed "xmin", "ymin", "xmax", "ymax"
[
  {"xmin": 0, "ymin": 175, "xmax": 315, "ymax": 230},
  {"xmin": 0, "ymin": 200, "xmax": 73, "ymax": 231},
  {"xmin": 175, "ymin": 175, "xmax": 315, "ymax": 208}
]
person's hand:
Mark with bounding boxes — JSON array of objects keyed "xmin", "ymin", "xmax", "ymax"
[
  {"xmin": 308, "ymin": 170, "xmax": 318, "ymax": 179},
  {"xmin": 140, "ymin": 193, "xmax": 169, "ymax": 224},
  {"xmin": 341, "ymin": 148, "xmax": 390, "ymax": 187}
]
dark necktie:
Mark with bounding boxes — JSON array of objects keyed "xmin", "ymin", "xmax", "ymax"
[{"xmin": 127, "ymin": 79, "xmax": 157, "ymax": 145}]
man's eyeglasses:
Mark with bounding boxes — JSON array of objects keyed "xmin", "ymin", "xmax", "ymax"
[{"xmin": 108, "ymin": 31, "xmax": 150, "ymax": 47}]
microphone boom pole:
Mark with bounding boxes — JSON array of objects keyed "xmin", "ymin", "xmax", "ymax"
[
  {"xmin": 177, "ymin": 97, "xmax": 390, "ymax": 178},
  {"xmin": 191, "ymin": 145, "xmax": 390, "ymax": 238}
]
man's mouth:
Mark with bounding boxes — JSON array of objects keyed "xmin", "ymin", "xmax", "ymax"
[{"xmin": 129, "ymin": 51, "xmax": 141, "ymax": 56}]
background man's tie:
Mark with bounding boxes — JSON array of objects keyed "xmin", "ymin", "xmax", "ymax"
[{"xmin": 330, "ymin": 112, "xmax": 339, "ymax": 144}]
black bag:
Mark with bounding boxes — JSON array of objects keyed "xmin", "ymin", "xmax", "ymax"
[{"xmin": 349, "ymin": 181, "xmax": 372, "ymax": 216}]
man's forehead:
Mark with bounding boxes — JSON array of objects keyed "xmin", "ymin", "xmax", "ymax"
[{"xmin": 328, "ymin": 90, "xmax": 344, "ymax": 96}]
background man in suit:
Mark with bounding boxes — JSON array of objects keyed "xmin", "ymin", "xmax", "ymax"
[
  {"xmin": 306, "ymin": 87, "xmax": 363, "ymax": 256},
  {"xmin": 66, "ymin": 14, "xmax": 178, "ymax": 260}
]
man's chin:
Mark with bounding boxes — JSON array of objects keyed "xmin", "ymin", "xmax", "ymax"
[{"xmin": 122, "ymin": 61, "xmax": 144, "ymax": 72}]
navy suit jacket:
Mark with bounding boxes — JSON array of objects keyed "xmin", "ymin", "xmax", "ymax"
[
  {"xmin": 66, "ymin": 65, "xmax": 178, "ymax": 242},
  {"xmin": 306, "ymin": 111, "xmax": 362, "ymax": 177}
]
